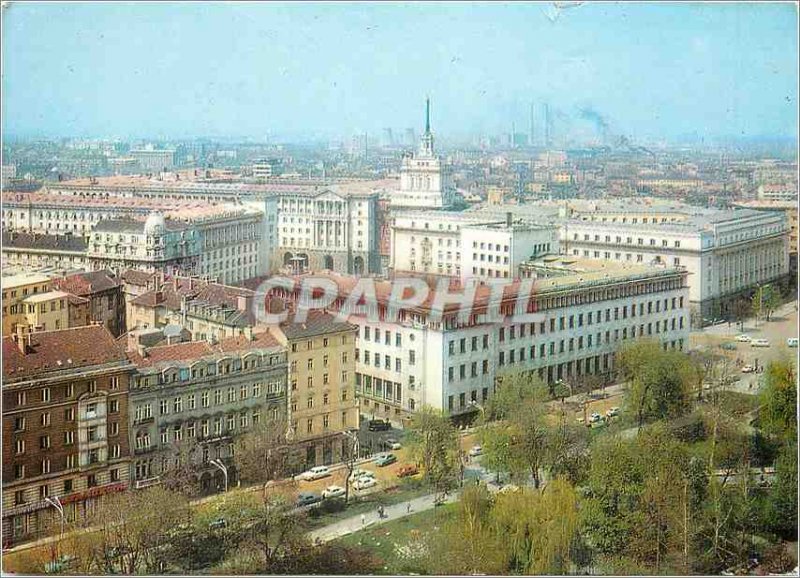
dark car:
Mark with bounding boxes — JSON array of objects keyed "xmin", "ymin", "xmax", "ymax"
[
  {"xmin": 368, "ymin": 419, "xmax": 391, "ymax": 432},
  {"xmin": 296, "ymin": 492, "xmax": 322, "ymax": 508}
]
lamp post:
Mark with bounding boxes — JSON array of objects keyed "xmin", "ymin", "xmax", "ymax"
[
  {"xmin": 45, "ymin": 496, "xmax": 65, "ymax": 557},
  {"xmin": 210, "ymin": 459, "xmax": 228, "ymax": 493}
]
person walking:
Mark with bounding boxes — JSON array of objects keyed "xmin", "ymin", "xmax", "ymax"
[
  {"xmin": 406, "ymin": 502, "xmax": 412, "ymax": 514},
  {"xmin": 361, "ymin": 513, "xmax": 366, "ymax": 527}
]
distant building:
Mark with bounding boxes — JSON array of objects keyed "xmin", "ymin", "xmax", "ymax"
[
  {"xmin": 252, "ymin": 159, "xmax": 282, "ymax": 179},
  {"xmin": 391, "ymin": 99, "xmax": 455, "ymax": 210},
  {"xmin": 757, "ymin": 183, "xmax": 797, "ymax": 202},
  {"xmin": 129, "ymin": 149, "xmax": 175, "ymax": 172},
  {"xmin": 2, "ymin": 326, "xmax": 134, "ymax": 545},
  {"xmin": 733, "ymin": 200, "xmax": 798, "ymax": 274}
]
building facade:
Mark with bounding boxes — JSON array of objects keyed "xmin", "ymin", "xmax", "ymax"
[
  {"xmin": 126, "ymin": 331, "xmax": 288, "ymax": 493},
  {"xmin": 2, "ymin": 326, "xmax": 133, "ymax": 545},
  {"xmin": 270, "ymin": 265, "xmax": 690, "ymax": 427},
  {"xmin": 270, "ymin": 312, "xmax": 359, "ymax": 468}
]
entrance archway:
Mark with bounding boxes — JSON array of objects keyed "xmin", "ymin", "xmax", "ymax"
[
  {"xmin": 353, "ymin": 256, "xmax": 365, "ymax": 275},
  {"xmin": 323, "ymin": 255, "xmax": 334, "ymax": 270}
]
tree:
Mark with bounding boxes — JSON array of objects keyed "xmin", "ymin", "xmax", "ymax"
[
  {"xmin": 765, "ymin": 442, "xmax": 798, "ymax": 540},
  {"xmin": 159, "ymin": 439, "xmax": 204, "ymax": 498},
  {"xmin": 405, "ymin": 405, "xmax": 460, "ymax": 497},
  {"xmin": 758, "ymin": 358, "xmax": 797, "ymax": 441},
  {"xmin": 426, "ymin": 483, "xmax": 506, "ymax": 575},
  {"xmin": 83, "ymin": 486, "xmax": 190, "ymax": 574},
  {"xmin": 234, "ymin": 414, "xmax": 301, "ymax": 496},
  {"xmin": 491, "ymin": 479, "xmax": 580, "ymax": 574},
  {"xmin": 618, "ymin": 341, "xmax": 693, "ymax": 428}
]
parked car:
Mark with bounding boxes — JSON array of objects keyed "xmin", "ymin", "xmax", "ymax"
[
  {"xmin": 721, "ymin": 342, "xmax": 737, "ymax": 351},
  {"xmin": 353, "ymin": 476, "xmax": 377, "ymax": 491},
  {"xmin": 787, "ymin": 337, "xmax": 798, "ymax": 348},
  {"xmin": 374, "ymin": 453, "xmax": 397, "ymax": 467},
  {"xmin": 751, "ymin": 339, "xmax": 770, "ymax": 348},
  {"xmin": 299, "ymin": 465, "xmax": 331, "ymax": 481},
  {"xmin": 348, "ymin": 468, "xmax": 375, "ymax": 483},
  {"xmin": 385, "ymin": 438, "xmax": 402, "ymax": 450},
  {"xmin": 589, "ymin": 412, "xmax": 602, "ymax": 423},
  {"xmin": 735, "ymin": 334, "xmax": 752, "ymax": 342},
  {"xmin": 468, "ymin": 444, "xmax": 483, "ymax": 457},
  {"xmin": 296, "ymin": 492, "xmax": 322, "ymax": 507},
  {"xmin": 741, "ymin": 365, "xmax": 756, "ymax": 374},
  {"xmin": 208, "ymin": 518, "xmax": 227, "ymax": 530},
  {"xmin": 321, "ymin": 485, "xmax": 346, "ymax": 499},
  {"xmin": 606, "ymin": 407, "xmax": 620, "ymax": 417},
  {"xmin": 368, "ymin": 419, "xmax": 391, "ymax": 432},
  {"xmin": 397, "ymin": 464, "xmax": 419, "ymax": 478}
]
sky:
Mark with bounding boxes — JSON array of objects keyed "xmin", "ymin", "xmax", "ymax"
[{"xmin": 2, "ymin": 1, "xmax": 798, "ymax": 143}]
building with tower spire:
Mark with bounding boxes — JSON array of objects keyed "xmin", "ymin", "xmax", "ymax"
[{"xmin": 390, "ymin": 99, "xmax": 454, "ymax": 210}]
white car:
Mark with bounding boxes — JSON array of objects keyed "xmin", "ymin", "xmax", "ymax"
[
  {"xmin": 321, "ymin": 485, "xmax": 345, "ymax": 499},
  {"xmin": 735, "ymin": 334, "xmax": 752, "ymax": 343},
  {"xmin": 741, "ymin": 365, "xmax": 756, "ymax": 374},
  {"xmin": 299, "ymin": 466, "xmax": 331, "ymax": 481},
  {"xmin": 385, "ymin": 439, "xmax": 402, "ymax": 450},
  {"xmin": 788, "ymin": 337, "xmax": 798, "ymax": 348},
  {"xmin": 751, "ymin": 339, "xmax": 770, "ymax": 348},
  {"xmin": 606, "ymin": 407, "xmax": 620, "ymax": 418},
  {"xmin": 353, "ymin": 476, "xmax": 377, "ymax": 491},
  {"xmin": 468, "ymin": 445, "xmax": 483, "ymax": 457},
  {"xmin": 348, "ymin": 468, "xmax": 375, "ymax": 483},
  {"xmin": 589, "ymin": 412, "xmax": 602, "ymax": 423}
]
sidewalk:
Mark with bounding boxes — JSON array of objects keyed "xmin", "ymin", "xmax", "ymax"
[{"xmin": 307, "ymin": 491, "xmax": 459, "ymax": 544}]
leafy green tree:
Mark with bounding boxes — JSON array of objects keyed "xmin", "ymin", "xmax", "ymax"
[
  {"xmin": 491, "ymin": 478, "xmax": 580, "ymax": 574},
  {"xmin": 427, "ymin": 484, "xmax": 506, "ymax": 575},
  {"xmin": 406, "ymin": 405, "xmax": 460, "ymax": 497},
  {"xmin": 758, "ymin": 358, "xmax": 797, "ymax": 441},
  {"xmin": 618, "ymin": 341, "xmax": 693, "ymax": 428},
  {"xmin": 765, "ymin": 441, "xmax": 798, "ymax": 540}
]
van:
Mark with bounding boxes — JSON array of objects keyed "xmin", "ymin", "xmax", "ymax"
[
  {"xmin": 368, "ymin": 419, "xmax": 391, "ymax": 432},
  {"xmin": 751, "ymin": 339, "xmax": 770, "ymax": 348}
]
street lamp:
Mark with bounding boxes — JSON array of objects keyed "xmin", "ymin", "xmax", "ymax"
[
  {"xmin": 45, "ymin": 496, "xmax": 65, "ymax": 555},
  {"xmin": 210, "ymin": 459, "xmax": 228, "ymax": 493}
]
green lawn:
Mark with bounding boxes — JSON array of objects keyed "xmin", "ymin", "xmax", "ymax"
[{"xmin": 335, "ymin": 503, "xmax": 458, "ymax": 575}]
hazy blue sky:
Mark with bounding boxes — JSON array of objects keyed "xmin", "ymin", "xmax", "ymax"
[{"xmin": 3, "ymin": 2, "xmax": 798, "ymax": 142}]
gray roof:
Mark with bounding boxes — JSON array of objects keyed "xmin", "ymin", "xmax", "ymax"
[
  {"xmin": 280, "ymin": 311, "xmax": 356, "ymax": 340},
  {"xmin": 2, "ymin": 231, "xmax": 88, "ymax": 252}
]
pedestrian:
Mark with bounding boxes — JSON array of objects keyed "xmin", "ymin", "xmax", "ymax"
[
  {"xmin": 361, "ymin": 513, "xmax": 366, "ymax": 526},
  {"xmin": 406, "ymin": 502, "xmax": 412, "ymax": 514}
]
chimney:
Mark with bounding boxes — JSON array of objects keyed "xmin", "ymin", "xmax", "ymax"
[
  {"xmin": 14, "ymin": 325, "xmax": 28, "ymax": 354},
  {"xmin": 154, "ymin": 290, "xmax": 164, "ymax": 304},
  {"xmin": 237, "ymin": 294, "xmax": 253, "ymax": 313},
  {"xmin": 506, "ymin": 212, "xmax": 513, "ymax": 227},
  {"xmin": 136, "ymin": 343, "xmax": 148, "ymax": 358}
]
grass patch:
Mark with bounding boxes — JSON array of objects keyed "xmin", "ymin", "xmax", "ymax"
[{"xmin": 335, "ymin": 503, "xmax": 458, "ymax": 575}]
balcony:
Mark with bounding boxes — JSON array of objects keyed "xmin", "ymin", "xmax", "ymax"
[{"xmin": 134, "ymin": 445, "xmax": 155, "ymax": 455}]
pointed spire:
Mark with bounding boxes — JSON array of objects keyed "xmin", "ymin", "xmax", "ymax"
[{"xmin": 425, "ymin": 97, "xmax": 431, "ymax": 134}]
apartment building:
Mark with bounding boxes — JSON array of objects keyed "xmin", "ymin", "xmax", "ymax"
[
  {"xmin": 2, "ymin": 273, "xmax": 55, "ymax": 335},
  {"xmin": 1, "ymin": 231, "xmax": 88, "ymax": 274},
  {"xmin": 52, "ymin": 271, "xmax": 126, "ymax": 337},
  {"xmin": 2, "ymin": 326, "xmax": 134, "ymax": 545},
  {"xmin": 126, "ymin": 331, "xmax": 288, "ymax": 493},
  {"xmin": 270, "ymin": 312, "xmax": 359, "ymax": 468},
  {"xmin": 126, "ymin": 276, "xmax": 256, "ymax": 342},
  {"xmin": 270, "ymin": 263, "xmax": 689, "ymax": 427}
]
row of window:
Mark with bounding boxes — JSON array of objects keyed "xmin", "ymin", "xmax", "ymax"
[
  {"xmin": 13, "ymin": 470, "xmax": 119, "ymax": 506},
  {"xmin": 573, "ymin": 233, "xmax": 682, "ymax": 248},
  {"xmin": 290, "ymin": 352, "xmax": 348, "ymax": 372},
  {"xmin": 13, "ymin": 379, "xmax": 116, "ymax": 407},
  {"xmin": 134, "ymin": 382, "xmax": 282, "ymax": 421}
]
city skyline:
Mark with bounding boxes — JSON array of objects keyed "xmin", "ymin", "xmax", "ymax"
[{"xmin": 2, "ymin": 2, "xmax": 798, "ymax": 143}]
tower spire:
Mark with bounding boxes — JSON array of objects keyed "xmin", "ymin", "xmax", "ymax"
[{"xmin": 425, "ymin": 97, "xmax": 431, "ymax": 134}]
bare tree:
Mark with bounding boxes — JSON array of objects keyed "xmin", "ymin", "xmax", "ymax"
[{"xmin": 234, "ymin": 415, "xmax": 301, "ymax": 497}]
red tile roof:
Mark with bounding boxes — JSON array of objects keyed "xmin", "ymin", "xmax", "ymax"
[
  {"xmin": 128, "ymin": 330, "xmax": 281, "ymax": 367},
  {"xmin": 52, "ymin": 270, "xmax": 120, "ymax": 296},
  {"xmin": 3, "ymin": 325, "xmax": 127, "ymax": 382}
]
